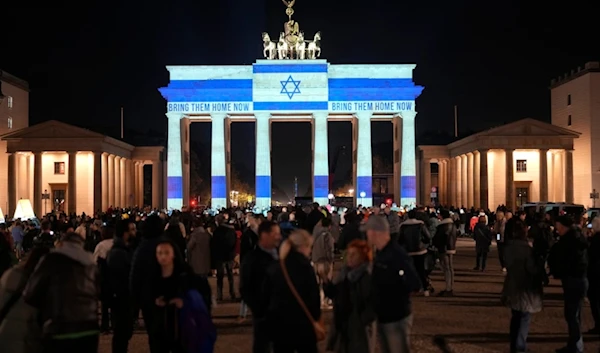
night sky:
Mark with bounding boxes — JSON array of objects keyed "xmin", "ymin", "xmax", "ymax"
[{"xmin": 2, "ymin": 1, "xmax": 598, "ymax": 199}]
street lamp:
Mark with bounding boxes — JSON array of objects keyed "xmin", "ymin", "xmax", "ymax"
[
  {"xmin": 359, "ymin": 191, "xmax": 366, "ymax": 206},
  {"xmin": 348, "ymin": 188, "xmax": 354, "ymax": 195},
  {"xmin": 328, "ymin": 193, "xmax": 334, "ymax": 205}
]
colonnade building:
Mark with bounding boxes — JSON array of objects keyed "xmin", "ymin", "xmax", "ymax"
[
  {"xmin": 159, "ymin": 60, "xmax": 424, "ymax": 209},
  {"xmin": 1, "ymin": 120, "xmax": 165, "ymax": 216},
  {"xmin": 417, "ymin": 118, "xmax": 580, "ymax": 211}
]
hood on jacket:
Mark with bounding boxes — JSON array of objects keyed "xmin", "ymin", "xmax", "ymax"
[
  {"xmin": 400, "ymin": 219, "xmax": 424, "ymax": 227},
  {"xmin": 440, "ymin": 218, "xmax": 454, "ymax": 225},
  {"xmin": 53, "ymin": 241, "xmax": 96, "ymax": 266}
]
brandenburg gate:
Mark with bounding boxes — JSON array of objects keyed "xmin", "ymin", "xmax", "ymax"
[{"xmin": 159, "ymin": 1, "xmax": 424, "ymax": 210}]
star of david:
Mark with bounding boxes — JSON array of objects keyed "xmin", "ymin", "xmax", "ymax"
[{"xmin": 280, "ymin": 75, "xmax": 301, "ymax": 99}]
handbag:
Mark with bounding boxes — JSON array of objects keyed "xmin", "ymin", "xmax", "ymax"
[{"xmin": 280, "ymin": 258, "xmax": 327, "ymax": 341}]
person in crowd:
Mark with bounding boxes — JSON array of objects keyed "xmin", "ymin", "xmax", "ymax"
[
  {"xmin": 23, "ymin": 232, "xmax": 100, "ymax": 353},
  {"xmin": 330, "ymin": 210, "xmax": 341, "ymax": 247},
  {"xmin": 501, "ymin": 221, "xmax": 543, "ymax": 353},
  {"xmin": 366, "ymin": 214, "xmax": 421, "ymax": 353},
  {"xmin": 265, "ymin": 229, "xmax": 321, "ymax": 353},
  {"xmin": 433, "ymin": 209, "xmax": 458, "ymax": 297},
  {"xmin": 84, "ymin": 220, "xmax": 102, "ymax": 253},
  {"xmin": 305, "ymin": 202, "xmax": 325, "ymax": 233},
  {"xmin": 312, "ymin": 217, "xmax": 335, "ymax": 308},
  {"xmin": 165, "ymin": 217, "xmax": 187, "ymax": 260},
  {"xmin": 324, "ymin": 239, "xmax": 375, "ymax": 353},
  {"xmin": 238, "ymin": 214, "xmax": 261, "ymax": 322},
  {"xmin": 187, "ymin": 218, "xmax": 212, "ymax": 277},
  {"xmin": 95, "ymin": 225, "xmax": 115, "ymax": 333},
  {"xmin": 240, "ymin": 221, "xmax": 282, "ymax": 353},
  {"xmin": 11, "ymin": 220, "xmax": 25, "ymax": 260},
  {"xmin": 494, "ymin": 211, "xmax": 507, "ymax": 272},
  {"xmin": 130, "ymin": 214, "xmax": 164, "ymax": 352},
  {"xmin": 529, "ymin": 212, "xmax": 555, "ymax": 286},
  {"xmin": 384, "ymin": 206, "xmax": 401, "ymax": 242},
  {"xmin": 504, "ymin": 211, "xmax": 516, "ymax": 242},
  {"xmin": 398, "ymin": 210, "xmax": 430, "ymax": 296},
  {"xmin": 211, "ymin": 214, "xmax": 237, "ymax": 301},
  {"xmin": 427, "ymin": 212, "xmax": 440, "ymax": 242},
  {"xmin": 473, "ymin": 215, "xmax": 493, "ymax": 271},
  {"xmin": 587, "ymin": 217, "xmax": 600, "ymax": 335},
  {"xmin": 278, "ymin": 212, "xmax": 296, "ymax": 240},
  {"xmin": 107, "ymin": 219, "xmax": 137, "ymax": 353},
  {"xmin": 548, "ymin": 215, "xmax": 589, "ymax": 353},
  {"xmin": 0, "ymin": 224, "xmax": 12, "ymax": 279},
  {"xmin": 337, "ymin": 212, "xmax": 363, "ymax": 251},
  {"xmin": 33, "ymin": 221, "xmax": 55, "ymax": 249},
  {"xmin": 0, "ymin": 246, "xmax": 50, "ymax": 353}
]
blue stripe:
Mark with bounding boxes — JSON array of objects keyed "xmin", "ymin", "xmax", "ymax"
[
  {"xmin": 160, "ymin": 89, "xmax": 252, "ymax": 102},
  {"xmin": 328, "ymin": 78, "xmax": 415, "ymax": 88},
  {"xmin": 256, "ymin": 176, "xmax": 271, "ymax": 198},
  {"xmin": 167, "ymin": 80, "xmax": 252, "ymax": 89},
  {"xmin": 212, "ymin": 176, "xmax": 227, "ymax": 199},
  {"xmin": 314, "ymin": 175, "xmax": 329, "ymax": 198},
  {"xmin": 329, "ymin": 87, "xmax": 423, "ymax": 101},
  {"xmin": 401, "ymin": 176, "xmax": 417, "ymax": 199},
  {"xmin": 254, "ymin": 101, "xmax": 328, "ymax": 111},
  {"xmin": 167, "ymin": 177, "xmax": 183, "ymax": 199},
  {"xmin": 253, "ymin": 64, "xmax": 328, "ymax": 73},
  {"xmin": 357, "ymin": 176, "xmax": 372, "ymax": 201}
]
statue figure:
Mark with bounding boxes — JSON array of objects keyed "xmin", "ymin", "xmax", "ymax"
[
  {"xmin": 307, "ymin": 31, "xmax": 321, "ymax": 59},
  {"xmin": 284, "ymin": 19, "xmax": 300, "ymax": 48},
  {"xmin": 262, "ymin": 32, "xmax": 276, "ymax": 60},
  {"xmin": 277, "ymin": 32, "xmax": 289, "ymax": 60},
  {"xmin": 295, "ymin": 32, "xmax": 306, "ymax": 59}
]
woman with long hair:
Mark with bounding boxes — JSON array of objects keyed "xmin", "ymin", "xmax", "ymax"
[
  {"xmin": 266, "ymin": 229, "xmax": 321, "ymax": 353},
  {"xmin": 0, "ymin": 246, "xmax": 50, "ymax": 353},
  {"xmin": 324, "ymin": 239, "xmax": 375, "ymax": 353}
]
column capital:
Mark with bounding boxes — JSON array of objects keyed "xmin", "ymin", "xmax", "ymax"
[
  {"xmin": 478, "ymin": 148, "xmax": 489, "ymax": 154},
  {"xmin": 254, "ymin": 112, "xmax": 271, "ymax": 120},
  {"xmin": 114, "ymin": 155, "xmax": 122, "ymax": 160},
  {"xmin": 166, "ymin": 112, "xmax": 184, "ymax": 120},
  {"xmin": 210, "ymin": 112, "xmax": 228, "ymax": 120},
  {"xmin": 354, "ymin": 111, "xmax": 372, "ymax": 120},
  {"xmin": 400, "ymin": 110, "xmax": 417, "ymax": 120}
]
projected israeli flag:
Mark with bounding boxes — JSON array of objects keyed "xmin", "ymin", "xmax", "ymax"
[{"xmin": 252, "ymin": 60, "xmax": 329, "ymax": 111}]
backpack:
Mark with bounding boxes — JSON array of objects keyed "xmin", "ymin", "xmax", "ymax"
[{"xmin": 180, "ymin": 289, "xmax": 217, "ymax": 353}]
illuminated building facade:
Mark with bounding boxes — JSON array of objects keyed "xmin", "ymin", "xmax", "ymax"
[
  {"xmin": 417, "ymin": 119, "xmax": 579, "ymax": 210},
  {"xmin": 1, "ymin": 120, "xmax": 165, "ymax": 217}
]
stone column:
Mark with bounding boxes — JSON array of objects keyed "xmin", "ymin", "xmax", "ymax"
[
  {"xmin": 211, "ymin": 113, "xmax": 227, "ymax": 209},
  {"xmin": 124, "ymin": 159, "xmax": 132, "ymax": 207},
  {"xmin": 313, "ymin": 112, "xmax": 329, "ymax": 206},
  {"xmin": 255, "ymin": 113, "xmax": 271, "ymax": 209},
  {"xmin": 180, "ymin": 117, "xmax": 191, "ymax": 208},
  {"xmin": 114, "ymin": 156, "xmax": 121, "ymax": 207},
  {"xmin": 479, "ymin": 150, "xmax": 489, "ymax": 210},
  {"xmin": 133, "ymin": 162, "xmax": 140, "ymax": 207},
  {"xmin": 400, "ymin": 111, "xmax": 417, "ymax": 207},
  {"xmin": 152, "ymin": 160, "xmax": 162, "ymax": 209},
  {"xmin": 93, "ymin": 152, "xmax": 103, "ymax": 213},
  {"xmin": 108, "ymin": 154, "xmax": 115, "ymax": 207},
  {"xmin": 8, "ymin": 153, "xmax": 17, "ymax": 216},
  {"xmin": 225, "ymin": 117, "xmax": 232, "ymax": 208},
  {"xmin": 539, "ymin": 149, "xmax": 549, "ymax": 202},
  {"xmin": 456, "ymin": 156, "xmax": 463, "ymax": 207},
  {"xmin": 138, "ymin": 162, "xmax": 145, "ymax": 207},
  {"xmin": 505, "ymin": 149, "xmax": 515, "ymax": 211},
  {"xmin": 67, "ymin": 152, "xmax": 77, "ymax": 214},
  {"xmin": 422, "ymin": 158, "xmax": 431, "ymax": 206},
  {"xmin": 120, "ymin": 158, "xmax": 126, "ymax": 207},
  {"xmin": 474, "ymin": 151, "xmax": 480, "ymax": 209},
  {"xmin": 392, "ymin": 116, "xmax": 402, "ymax": 205},
  {"xmin": 101, "ymin": 153, "xmax": 108, "ymax": 211},
  {"xmin": 467, "ymin": 152, "xmax": 474, "ymax": 208},
  {"xmin": 565, "ymin": 149, "xmax": 574, "ymax": 203},
  {"xmin": 356, "ymin": 111, "xmax": 373, "ymax": 207},
  {"xmin": 351, "ymin": 118, "xmax": 358, "ymax": 206},
  {"xmin": 441, "ymin": 160, "xmax": 447, "ymax": 205},
  {"xmin": 166, "ymin": 112, "xmax": 183, "ymax": 209},
  {"xmin": 33, "ymin": 152, "xmax": 42, "ymax": 217}
]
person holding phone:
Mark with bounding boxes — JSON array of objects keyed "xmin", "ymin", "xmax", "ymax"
[
  {"xmin": 473, "ymin": 216, "xmax": 493, "ymax": 271},
  {"xmin": 493, "ymin": 211, "xmax": 507, "ymax": 272}
]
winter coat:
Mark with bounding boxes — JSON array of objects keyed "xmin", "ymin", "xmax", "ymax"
[
  {"xmin": 187, "ymin": 227, "xmax": 211, "ymax": 276},
  {"xmin": 338, "ymin": 221, "xmax": 364, "ymax": 250},
  {"xmin": 240, "ymin": 247, "xmax": 277, "ymax": 318},
  {"xmin": 493, "ymin": 218, "xmax": 506, "ymax": 243},
  {"xmin": 0, "ymin": 264, "xmax": 42, "ymax": 353},
  {"xmin": 473, "ymin": 223, "xmax": 493, "ymax": 253},
  {"xmin": 324, "ymin": 263, "xmax": 375, "ymax": 353},
  {"xmin": 501, "ymin": 239, "xmax": 543, "ymax": 313},
  {"xmin": 398, "ymin": 219, "xmax": 429, "ymax": 256},
  {"xmin": 433, "ymin": 218, "xmax": 457, "ymax": 254},
  {"xmin": 23, "ymin": 241, "xmax": 100, "ymax": 338},
  {"xmin": 386, "ymin": 212, "xmax": 401, "ymax": 235},
  {"xmin": 130, "ymin": 236, "xmax": 161, "ymax": 306},
  {"xmin": 548, "ymin": 227, "xmax": 588, "ymax": 280},
  {"xmin": 106, "ymin": 237, "xmax": 133, "ymax": 302},
  {"xmin": 312, "ymin": 228, "xmax": 334, "ymax": 264},
  {"xmin": 210, "ymin": 225, "xmax": 237, "ymax": 263}
]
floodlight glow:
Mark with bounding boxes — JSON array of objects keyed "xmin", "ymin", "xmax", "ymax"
[
  {"xmin": 359, "ymin": 191, "xmax": 366, "ymax": 198},
  {"xmin": 13, "ymin": 199, "xmax": 35, "ymax": 220},
  {"xmin": 0, "ymin": 208, "xmax": 5, "ymax": 223}
]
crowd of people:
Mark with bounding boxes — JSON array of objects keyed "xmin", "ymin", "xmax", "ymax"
[{"xmin": 0, "ymin": 202, "xmax": 597, "ymax": 353}]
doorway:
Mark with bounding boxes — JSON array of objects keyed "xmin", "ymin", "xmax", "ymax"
[
  {"xmin": 50, "ymin": 184, "xmax": 67, "ymax": 213},
  {"xmin": 515, "ymin": 182, "xmax": 531, "ymax": 208}
]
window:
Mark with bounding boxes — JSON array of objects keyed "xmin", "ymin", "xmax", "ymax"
[
  {"xmin": 516, "ymin": 159, "xmax": 527, "ymax": 172},
  {"xmin": 373, "ymin": 178, "xmax": 388, "ymax": 194},
  {"xmin": 54, "ymin": 162, "xmax": 65, "ymax": 175},
  {"xmin": 7, "ymin": 117, "xmax": 12, "ymax": 129},
  {"xmin": 6, "ymin": 96, "xmax": 12, "ymax": 109},
  {"xmin": 567, "ymin": 94, "xmax": 571, "ymax": 105},
  {"xmin": 568, "ymin": 115, "xmax": 572, "ymax": 126}
]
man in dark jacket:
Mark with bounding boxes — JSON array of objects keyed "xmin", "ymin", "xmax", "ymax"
[
  {"xmin": 107, "ymin": 219, "xmax": 137, "ymax": 353},
  {"xmin": 433, "ymin": 209, "xmax": 458, "ymax": 297},
  {"xmin": 129, "ymin": 215, "xmax": 163, "ymax": 352},
  {"xmin": 548, "ymin": 216, "xmax": 588, "ymax": 353},
  {"xmin": 305, "ymin": 203, "xmax": 324, "ymax": 233},
  {"xmin": 240, "ymin": 221, "xmax": 281, "ymax": 353},
  {"xmin": 23, "ymin": 232, "xmax": 99, "ymax": 353},
  {"xmin": 398, "ymin": 210, "xmax": 430, "ymax": 295},
  {"xmin": 211, "ymin": 214, "xmax": 237, "ymax": 301},
  {"xmin": 366, "ymin": 215, "xmax": 420, "ymax": 353}
]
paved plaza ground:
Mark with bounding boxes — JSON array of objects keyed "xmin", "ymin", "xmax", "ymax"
[{"xmin": 99, "ymin": 239, "xmax": 600, "ymax": 353}]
